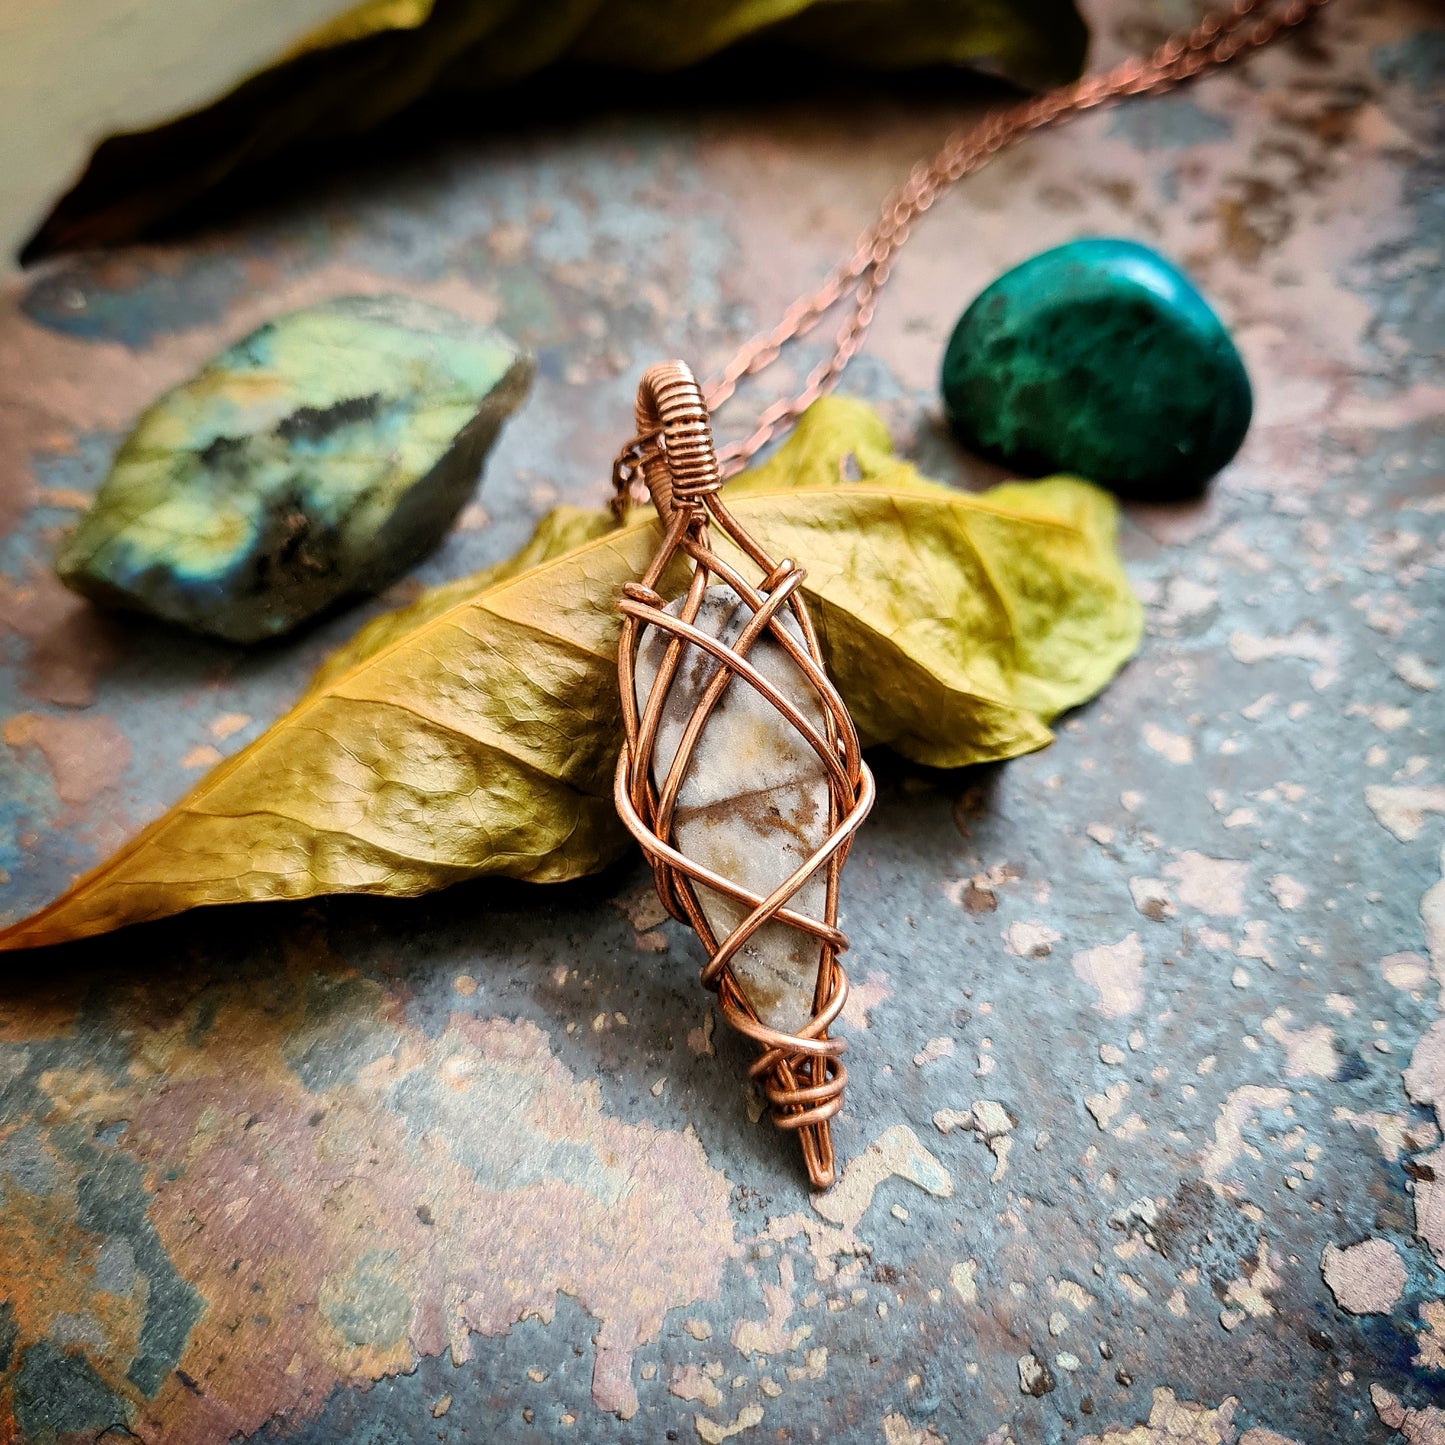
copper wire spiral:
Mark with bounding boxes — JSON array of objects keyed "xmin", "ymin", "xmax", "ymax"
[{"xmin": 614, "ymin": 361, "xmax": 874, "ymax": 1189}]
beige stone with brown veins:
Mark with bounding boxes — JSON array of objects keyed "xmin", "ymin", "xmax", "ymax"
[{"xmin": 635, "ymin": 584, "xmax": 829, "ymax": 1035}]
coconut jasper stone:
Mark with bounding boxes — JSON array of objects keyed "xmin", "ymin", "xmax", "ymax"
[
  {"xmin": 941, "ymin": 238, "xmax": 1252, "ymax": 499},
  {"xmin": 635, "ymin": 585, "xmax": 828, "ymax": 1035}
]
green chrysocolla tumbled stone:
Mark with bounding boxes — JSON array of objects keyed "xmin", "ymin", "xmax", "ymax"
[
  {"xmin": 57, "ymin": 295, "xmax": 532, "ymax": 643},
  {"xmin": 941, "ymin": 239, "xmax": 1252, "ymax": 499}
]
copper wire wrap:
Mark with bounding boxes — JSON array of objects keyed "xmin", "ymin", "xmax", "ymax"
[
  {"xmin": 614, "ymin": 361, "xmax": 874, "ymax": 1189},
  {"xmin": 609, "ymin": 0, "xmax": 1331, "ymax": 1189}
]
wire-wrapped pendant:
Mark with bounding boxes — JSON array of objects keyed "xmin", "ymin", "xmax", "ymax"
[{"xmin": 613, "ymin": 361, "xmax": 875, "ymax": 1188}]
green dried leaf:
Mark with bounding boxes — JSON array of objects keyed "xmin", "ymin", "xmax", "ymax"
[
  {"xmin": 0, "ymin": 397, "xmax": 1138, "ymax": 950},
  {"xmin": 769, "ymin": 0, "xmax": 1088, "ymax": 90},
  {"xmin": 26, "ymin": 0, "xmax": 1085, "ymax": 258}
]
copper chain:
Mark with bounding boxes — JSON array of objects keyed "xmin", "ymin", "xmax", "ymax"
[{"xmin": 612, "ymin": 0, "xmax": 1330, "ymax": 506}]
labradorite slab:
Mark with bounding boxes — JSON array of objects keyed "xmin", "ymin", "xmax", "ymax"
[
  {"xmin": 57, "ymin": 295, "xmax": 532, "ymax": 642},
  {"xmin": 941, "ymin": 239, "xmax": 1252, "ymax": 499}
]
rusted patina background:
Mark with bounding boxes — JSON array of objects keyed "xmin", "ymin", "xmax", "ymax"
[{"xmin": 2, "ymin": 1, "xmax": 1443, "ymax": 1441}]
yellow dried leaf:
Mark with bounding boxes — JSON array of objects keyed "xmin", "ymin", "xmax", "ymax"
[{"xmin": 0, "ymin": 397, "xmax": 1139, "ymax": 951}]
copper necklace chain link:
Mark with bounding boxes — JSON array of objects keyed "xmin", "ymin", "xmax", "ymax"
[
  {"xmin": 612, "ymin": 0, "xmax": 1332, "ymax": 514},
  {"xmin": 611, "ymin": 0, "xmax": 1331, "ymax": 1188}
]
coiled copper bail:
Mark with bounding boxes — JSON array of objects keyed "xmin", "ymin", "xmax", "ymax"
[{"xmin": 633, "ymin": 361, "xmax": 721, "ymax": 524}]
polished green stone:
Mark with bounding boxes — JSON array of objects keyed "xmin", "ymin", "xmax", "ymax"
[
  {"xmin": 57, "ymin": 296, "xmax": 532, "ymax": 643},
  {"xmin": 941, "ymin": 239, "xmax": 1252, "ymax": 499}
]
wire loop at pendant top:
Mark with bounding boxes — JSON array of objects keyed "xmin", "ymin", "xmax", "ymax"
[
  {"xmin": 633, "ymin": 362, "xmax": 723, "ymax": 523},
  {"xmin": 614, "ymin": 359, "xmax": 874, "ymax": 1190}
]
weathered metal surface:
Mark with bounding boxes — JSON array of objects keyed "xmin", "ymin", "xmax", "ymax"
[{"xmin": 1, "ymin": 1, "xmax": 1442, "ymax": 1441}]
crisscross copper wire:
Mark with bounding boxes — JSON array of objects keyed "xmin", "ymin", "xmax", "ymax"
[{"xmin": 615, "ymin": 361, "xmax": 874, "ymax": 1188}]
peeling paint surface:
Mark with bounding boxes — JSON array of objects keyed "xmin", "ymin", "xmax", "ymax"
[
  {"xmin": 1322, "ymin": 1238, "xmax": 1409, "ymax": 1316},
  {"xmin": 1, "ymin": 0, "xmax": 1443, "ymax": 1439}
]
